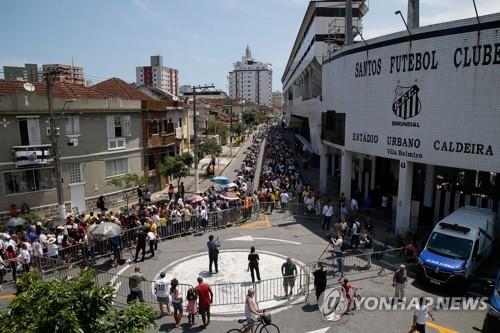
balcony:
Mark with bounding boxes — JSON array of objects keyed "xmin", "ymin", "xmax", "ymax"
[{"xmin": 12, "ymin": 144, "xmax": 52, "ymax": 168}]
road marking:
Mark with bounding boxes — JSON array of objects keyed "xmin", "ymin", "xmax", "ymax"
[
  {"xmin": 305, "ymin": 328, "xmax": 330, "ymax": 333},
  {"xmin": 240, "ymin": 219, "xmax": 272, "ymax": 229},
  {"xmin": 226, "ymin": 235, "xmax": 302, "ymax": 245},
  {"xmin": 427, "ymin": 321, "xmax": 459, "ymax": 333}
]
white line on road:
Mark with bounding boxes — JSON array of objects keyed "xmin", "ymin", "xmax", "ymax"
[
  {"xmin": 226, "ymin": 235, "xmax": 302, "ymax": 245},
  {"xmin": 306, "ymin": 328, "xmax": 330, "ymax": 333}
]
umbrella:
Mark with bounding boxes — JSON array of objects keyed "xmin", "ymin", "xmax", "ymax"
[
  {"xmin": 189, "ymin": 195, "xmax": 204, "ymax": 203},
  {"xmin": 6, "ymin": 217, "xmax": 25, "ymax": 227},
  {"xmin": 244, "ymin": 166, "xmax": 253, "ymax": 171},
  {"xmin": 90, "ymin": 222, "xmax": 123, "ymax": 238},
  {"xmin": 219, "ymin": 192, "xmax": 240, "ymax": 200},
  {"xmin": 226, "ymin": 182, "xmax": 238, "ymax": 188},
  {"xmin": 211, "ymin": 176, "xmax": 230, "ymax": 185}
]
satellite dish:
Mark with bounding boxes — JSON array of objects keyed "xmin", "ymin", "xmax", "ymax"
[
  {"xmin": 23, "ymin": 82, "xmax": 35, "ymax": 92},
  {"xmin": 172, "ymin": 96, "xmax": 179, "ymax": 102}
]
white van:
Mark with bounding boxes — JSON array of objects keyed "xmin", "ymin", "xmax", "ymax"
[{"xmin": 417, "ymin": 206, "xmax": 496, "ymax": 287}]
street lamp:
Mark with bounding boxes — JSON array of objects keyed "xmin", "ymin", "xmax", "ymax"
[{"xmin": 395, "ymin": 10, "xmax": 412, "ymax": 45}]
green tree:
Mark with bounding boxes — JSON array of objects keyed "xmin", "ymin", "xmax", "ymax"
[
  {"xmin": 200, "ymin": 139, "xmax": 222, "ymax": 158},
  {"xmin": 242, "ymin": 111, "xmax": 256, "ymax": 126},
  {"xmin": 107, "ymin": 173, "xmax": 144, "ymax": 209},
  {"xmin": 0, "ymin": 270, "xmax": 156, "ymax": 333},
  {"xmin": 158, "ymin": 153, "xmax": 193, "ymax": 188},
  {"xmin": 230, "ymin": 122, "xmax": 246, "ymax": 142}
]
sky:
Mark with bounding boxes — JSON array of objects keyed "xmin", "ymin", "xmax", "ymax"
[{"xmin": 1, "ymin": 0, "xmax": 500, "ymax": 92}]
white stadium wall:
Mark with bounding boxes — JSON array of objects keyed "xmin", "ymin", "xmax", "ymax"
[{"xmin": 322, "ymin": 14, "xmax": 500, "ymax": 173}]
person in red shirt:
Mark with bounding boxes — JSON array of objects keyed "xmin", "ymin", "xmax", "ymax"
[
  {"xmin": 195, "ymin": 277, "xmax": 213, "ymax": 328},
  {"xmin": 341, "ymin": 278, "xmax": 354, "ymax": 314},
  {"xmin": 6, "ymin": 245, "xmax": 18, "ymax": 282}
]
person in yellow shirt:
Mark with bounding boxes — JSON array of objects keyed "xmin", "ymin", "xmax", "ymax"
[
  {"xmin": 148, "ymin": 218, "xmax": 158, "ymax": 251},
  {"xmin": 270, "ymin": 191, "xmax": 276, "ymax": 213}
]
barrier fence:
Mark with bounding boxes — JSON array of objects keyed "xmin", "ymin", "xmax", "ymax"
[
  {"xmin": 92, "ymin": 270, "xmax": 310, "ymax": 308},
  {"xmin": 303, "ymin": 247, "xmax": 407, "ymax": 279}
]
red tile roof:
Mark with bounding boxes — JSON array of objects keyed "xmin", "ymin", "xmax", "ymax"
[
  {"xmin": 0, "ymin": 77, "xmax": 153, "ymax": 101},
  {"xmin": 0, "ymin": 79, "xmax": 103, "ymax": 99},
  {"xmin": 91, "ymin": 78, "xmax": 153, "ymax": 100}
]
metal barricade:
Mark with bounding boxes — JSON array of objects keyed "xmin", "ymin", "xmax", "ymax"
[
  {"xmin": 94, "ymin": 270, "xmax": 193, "ymax": 306},
  {"xmin": 303, "ymin": 247, "xmax": 407, "ymax": 281}
]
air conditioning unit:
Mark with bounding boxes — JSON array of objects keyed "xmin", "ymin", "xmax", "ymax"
[
  {"xmin": 68, "ymin": 138, "xmax": 79, "ymax": 147},
  {"xmin": 46, "ymin": 127, "xmax": 60, "ymax": 136}
]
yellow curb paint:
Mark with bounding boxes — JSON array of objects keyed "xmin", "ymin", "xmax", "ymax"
[
  {"xmin": 240, "ymin": 217, "xmax": 272, "ymax": 229},
  {"xmin": 426, "ymin": 321, "xmax": 459, "ymax": 333}
]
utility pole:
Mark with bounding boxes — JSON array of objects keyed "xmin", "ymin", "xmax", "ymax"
[
  {"xmin": 229, "ymin": 101, "xmax": 233, "ymax": 157},
  {"xmin": 192, "ymin": 84, "xmax": 214, "ymax": 193},
  {"xmin": 45, "ymin": 69, "xmax": 66, "ymax": 219}
]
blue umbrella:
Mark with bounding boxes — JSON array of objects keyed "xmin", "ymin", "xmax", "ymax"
[{"xmin": 211, "ymin": 176, "xmax": 230, "ymax": 185}]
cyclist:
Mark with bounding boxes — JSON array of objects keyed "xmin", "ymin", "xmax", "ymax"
[
  {"xmin": 341, "ymin": 278, "xmax": 354, "ymax": 314},
  {"xmin": 244, "ymin": 288, "xmax": 265, "ymax": 333}
]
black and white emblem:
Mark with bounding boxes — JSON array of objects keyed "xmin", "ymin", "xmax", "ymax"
[{"xmin": 392, "ymin": 85, "xmax": 421, "ymax": 120}]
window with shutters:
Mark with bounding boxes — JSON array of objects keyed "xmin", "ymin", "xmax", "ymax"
[
  {"xmin": 17, "ymin": 117, "xmax": 41, "ymax": 146},
  {"xmin": 65, "ymin": 116, "xmax": 80, "ymax": 135},
  {"xmin": 105, "ymin": 158, "xmax": 128, "ymax": 178},
  {"xmin": 106, "ymin": 115, "xmax": 131, "ymax": 150}
]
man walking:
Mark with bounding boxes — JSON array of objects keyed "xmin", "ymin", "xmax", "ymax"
[
  {"xmin": 411, "ymin": 297, "xmax": 435, "ymax": 333},
  {"xmin": 207, "ymin": 235, "xmax": 220, "ymax": 274},
  {"xmin": 281, "ymin": 257, "xmax": 298, "ymax": 297},
  {"xmin": 322, "ymin": 200, "xmax": 334, "ymax": 230},
  {"xmin": 393, "ymin": 264, "xmax": 407, "ymax": 302},
  {"xmin": 128, "ymin": 266, "xmax": 146, "ymax": 303},
  {"xmin": 331, "ymin": 233, "xmax": 344, "ymax": 276},
  {"xmin": 196, "ymin": 277, "xmax": 214, "ymax": 328},
  {"xmin": 134, "ymin": 227, "xmax": 147, "ymax": 262},
  {"xmin": 313, "ymin": 261, "xmax": 327, "ymax": 305},
  {"xmin": 154, "ymin": 271, "xmax": 171, "ymax": 317},
  {"xmin": 360, "ymin": 230, "xmax": 373, "ymax": 269}
]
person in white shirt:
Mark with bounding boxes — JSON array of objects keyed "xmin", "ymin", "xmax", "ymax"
[
  {"xmin": 19, "ymin": 243, "xmax": 31, "ymax": 273},
  {"xmin": 322, "ymin": 200, "xmax": 334, "ymax": 230},
  {"xmin": 32, "ymin": 237, "xmax": 43, "ymax": 271},
  {"xmin": 147, "ymin": 228, "xmax": 157, "ymax": 258},
  {"xmin": 46, "ymin": 236, "xmax": 59, "ymax": 259},
  {"xmin": 350, "ymin": 197, "xmax": 358, "ymax": 212},
  {"xmin": 244, "ymin": 288, "xmax": 265, "ymax": 332},
  {"xmin": 412, "ymin": 297, "xmax": 435, "ymax": 333},
  {"xmin": 330, "ymin": 233, "xmax": 344, "ymax": 276},
  {"xmin": 154, "ymin": 271, "xmax": 171, "ymax": 317},
  {"xmin": 200, "ymin": 206, "xmax": 209, "ymax": 234},
  {"xmin": 280, "ymin": 191, "xmax": 289, "ymax": 209}
]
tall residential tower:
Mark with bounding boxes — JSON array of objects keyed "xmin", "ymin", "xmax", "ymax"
[
  {"xmin": 228, "ymin": 46, "xmax": 272, "ymax": 106},
  {"xmin": 136, "ymin": 55, "xmax": 179, "ymax": 96}
]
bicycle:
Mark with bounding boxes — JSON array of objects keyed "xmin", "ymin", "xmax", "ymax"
[{"xmin": 226, "ymin": 313, "xmax": 280, "ymax": 333}]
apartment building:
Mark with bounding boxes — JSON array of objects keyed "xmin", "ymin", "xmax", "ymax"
[
  {"xmin": 228, "ymin": 46, "xmax": 273, "ymax": 106},
  {"xmin": 136, "ymin": 55, "xmax": 179, "ymax": 96}
]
